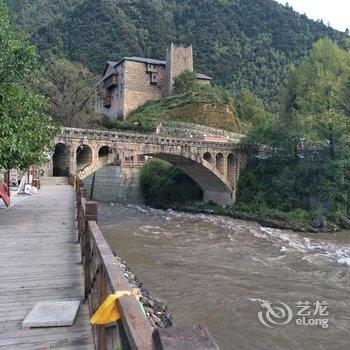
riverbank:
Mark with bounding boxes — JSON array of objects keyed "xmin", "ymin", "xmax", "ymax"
[
  {"xmin": 168, "ymin": 202, "xmax": 349, "ymax": 233},
  {"xmin": 138, "ymin": 159, "xmax": 349, "ymax": 234},
  {"xmin": 112, "ymin": 253, "xmax": 173, "ymax": 328},
  {"xmin": 98, "ymin": 202, "xmax": 350, "ymax": 349}
]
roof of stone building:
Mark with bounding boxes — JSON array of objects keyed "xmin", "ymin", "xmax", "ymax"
[
  {"xmin": 102, "ymin": 61, "xmax": 118, "ymax": 76},
  {"xmin": 123, "ymin": 56, "xmax": 166, "ymax": 66},
  {"xmin": 102, "ymin": 57, "xmax": 166, "ymax": 76},
  {"xmin": 102, "ymin": 58, "xmax": 212, "ymax": 81},
  {"xmin": 196, "ymin": 73, "xmax": 212, "ymax": 80}
]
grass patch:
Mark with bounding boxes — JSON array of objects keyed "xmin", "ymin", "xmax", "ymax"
[{"xmin": 96, "ymin": 86, "xmax": 248, "ymax": 134}]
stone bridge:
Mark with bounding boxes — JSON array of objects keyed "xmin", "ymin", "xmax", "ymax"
[{"xmin": 51, "ymin": 127, "xmax": 250, "ymax": 205}]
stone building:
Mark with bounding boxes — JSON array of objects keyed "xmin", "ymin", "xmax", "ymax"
[{"xmin": 97, "ymin": 43, "xmax": 212, "ymax": 120}]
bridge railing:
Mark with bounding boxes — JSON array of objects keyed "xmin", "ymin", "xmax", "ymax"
[
  {"xmin": 60, "ymin": 126, "xmax": 250, "ymax": 151},
  {"xmin": 74, "ymin": 177, "xmax": 219, "ymax": 350}
]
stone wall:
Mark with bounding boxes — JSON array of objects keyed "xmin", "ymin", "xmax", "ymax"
[
  {"xmin": 157, "ymin": 121, "xmax": 245, "ymax": 142},
  {"xmin": 196, "ymin": 79, "xmax": 211, "ymax": 85},
  {"xmin": 124, "ymin": 61, "xmax": 164, "ymax": 118},
  {"xmin": 83, "ymin": 165, "xmax": 144, "ymax": 204},
  {"xmin": 165, "ymin": 44, "xmax": 193, "ymax": 95}
]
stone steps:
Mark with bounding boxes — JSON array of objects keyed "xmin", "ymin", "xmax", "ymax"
[{"xmin": 41, "ymin": 176, "xmax": 70, "ymax": 185}]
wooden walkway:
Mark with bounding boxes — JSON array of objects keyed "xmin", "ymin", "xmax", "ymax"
[{"xmin": 0, "ymin": 185, "xmax": 94, "ymax": 349}]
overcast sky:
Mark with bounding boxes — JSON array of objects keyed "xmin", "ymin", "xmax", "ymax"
[{"xmin": 275, "ymin": 0, "xmax": 349, "ymax": 32}]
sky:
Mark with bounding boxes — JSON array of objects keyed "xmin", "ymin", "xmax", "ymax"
[{"xmin": 275, "ymin": 0, "xmax": 349, "ymax": 32}]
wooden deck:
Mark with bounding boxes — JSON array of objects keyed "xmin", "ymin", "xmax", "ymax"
[{"xmin": 0, "ymin": 185, "xmax": 94, "ymax": 349}]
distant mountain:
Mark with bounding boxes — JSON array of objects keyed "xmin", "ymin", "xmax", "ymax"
[{"xmin": 5, "ymin": 0, "xmax": 348, "ymax": 105}]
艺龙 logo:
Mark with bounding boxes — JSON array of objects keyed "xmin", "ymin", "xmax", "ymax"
[
  {"xmin": 257, "ymin": 299, "xmax": 329, "ymax": 329},
  {"xmin": 258, "ymin": 299, "xmax": 293, "ymax": 328}
]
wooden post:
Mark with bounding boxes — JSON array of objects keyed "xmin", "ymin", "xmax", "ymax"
[
  {"xmin": 82, "ymin": 201, "xmax": 97, "ymax": 300},
  {"xmin": 90, "ymin": 172, "xmax": 96, "ymax": 200},
  {"xmin": 77, "ymin": 187, "xmax": 86, "ymax": 223},
  {"xmin": 85, "ymin": 201, "xmax": 98, "ymax": 223},
  {"xmin": 97, "ymin": 269, "xmax": 107, "ymax": 350},
  {"xmin": 4, "ymin": 171, "xmax": 10, "ymax": 196},
  {"xmin": 83, "ymin": 229, "xmax": 92, "ymax": 300}
]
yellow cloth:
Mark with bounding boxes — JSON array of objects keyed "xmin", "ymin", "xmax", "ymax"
[{"xmin": 90, "ymin": 288, "xmax": 141, "ymax": 325}]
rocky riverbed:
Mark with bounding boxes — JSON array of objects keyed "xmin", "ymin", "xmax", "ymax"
[{"xmin": 112, "ymin": 253, "xmax": 173, "ymax": 328}]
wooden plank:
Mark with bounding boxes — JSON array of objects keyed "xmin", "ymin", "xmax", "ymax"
[
  {"xmin": 118, "ymin": 295, "xmax": 154, "ymax": 350},
  {"xmin": 0, "ymin": 290, "xmax": 84, "ymax": 304},
  {"xmin": 0, "ymin": 300, "xmax": 90, "ymax": 314},
  {"xmin": 0, "ymin": 185, "xmax": 94, "ymax": 348},
  {"xmin": 0, "ymin": 271, "xmax": 82, "ymax": 282},
  {"xmin": 1, "ymin": 335, "xmax": 95, "ymax": 350},
  {"xmin": 1, "ymin": 320, "xmax": 92, "ymax": 339},
  {"xmin": 0, "ymin": 330, "xmax": 94, "ymax": 347}
]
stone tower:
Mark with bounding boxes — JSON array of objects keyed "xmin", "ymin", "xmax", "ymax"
[{"xmin": 165, "ymin": 43, "xmax": 193, "ymax": 96}]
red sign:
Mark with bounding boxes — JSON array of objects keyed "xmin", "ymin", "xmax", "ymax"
[
  {"xmin": 0, "ymin": 183, "xmax": 10, "ymax": 207},
  {"xmin": 0, "ymin": 172, "xmax": 10, "ymax": 207}
]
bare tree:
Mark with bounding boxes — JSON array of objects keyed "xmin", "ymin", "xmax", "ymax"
[{"xmin": 37, "ymin": 58, "xmax": 97, "ymax": 128}]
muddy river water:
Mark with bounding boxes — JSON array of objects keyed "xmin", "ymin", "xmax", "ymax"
[{"xmin": 98, "ymin": 203, "xmax": 350, "ymax": 350}]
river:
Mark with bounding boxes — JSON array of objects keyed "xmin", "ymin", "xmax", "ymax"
[{"xmin": 98, "ymin": 203, "xmax": 350, "ymax": 350}]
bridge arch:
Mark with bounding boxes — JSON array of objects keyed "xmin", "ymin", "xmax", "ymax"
[
  {"xmin": 53, "ymin": 143, "xmax": 69, "ymax": 176},
  {"xmin": 98, "ymin": 146, "xmax": 112, "ymax": 158},
  {"xmin": 203, "ymin": 152, "xmax": 213, "ymax": 164},
  {"xmin": 77, "ymin": 145, "xmax": 93, "ymax": 171},
  {"xmin": 76, "ymin": 151, "xmax": 234, "ymax": 205},
  {"xmin": 145, "ymin": 153, "xmax": 233, "ymax": 205}
]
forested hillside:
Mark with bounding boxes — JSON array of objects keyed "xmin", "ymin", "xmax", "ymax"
[{"xmin": 5, "ymin": 0, "xmax": 348, "ymax": 105}]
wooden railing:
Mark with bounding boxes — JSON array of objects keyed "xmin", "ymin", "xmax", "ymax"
[
  {"xmin": 104, "ymin": 73, "xmax": 118, "ymax": 89},
  {"xmin": 74, "ymin": 177, "xmax": 219, "ymax": 349},
  {"xmin": 103, "ymin": 93, "xmax": 111, "ymax": 108}
]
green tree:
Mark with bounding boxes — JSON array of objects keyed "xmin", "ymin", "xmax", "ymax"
[
  {"xmin": 0, "ymin": 0, "xmax": 57, "ymax": 171},
  {"xmin": 5, "ymin": 0, "xmax": 347, "ymax": 106},
  {"xmin": 140, "ymin": 158, "xmax": 202, "ymax": 208},
  {"xmin": 238, "ymin": 38, "xmax": 350, "ymax": 219},
  {"xmin": 173, "ymin": 70, "xmax": 198, "ymax": 94},
  {"xmin": 281, "ymin": 38, "xmax": 350, "ymax": 158},
  {"xmin": 35, "ymin": 58, "xmax": 97, "ymax": 128},
  {"xmin": 233, "ymin": 89, "xmax": 267, "ymax": 123},
  {"xmin": 236, "ymin": 89, "xmax": 280, "ymax": 153}
]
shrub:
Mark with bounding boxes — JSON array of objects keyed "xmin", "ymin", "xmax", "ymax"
[
  {"xmin": 173, "ymin": 70, "xmax": 198, "ymax": 94},
  {"xmin": 140, "ymin": 159, "xmax": 202, "ymax": 208}
]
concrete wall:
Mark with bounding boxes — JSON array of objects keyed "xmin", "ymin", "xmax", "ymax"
[{"xmin": 83, "ymin": 165, "xmax": 144, "ymax": 204}]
